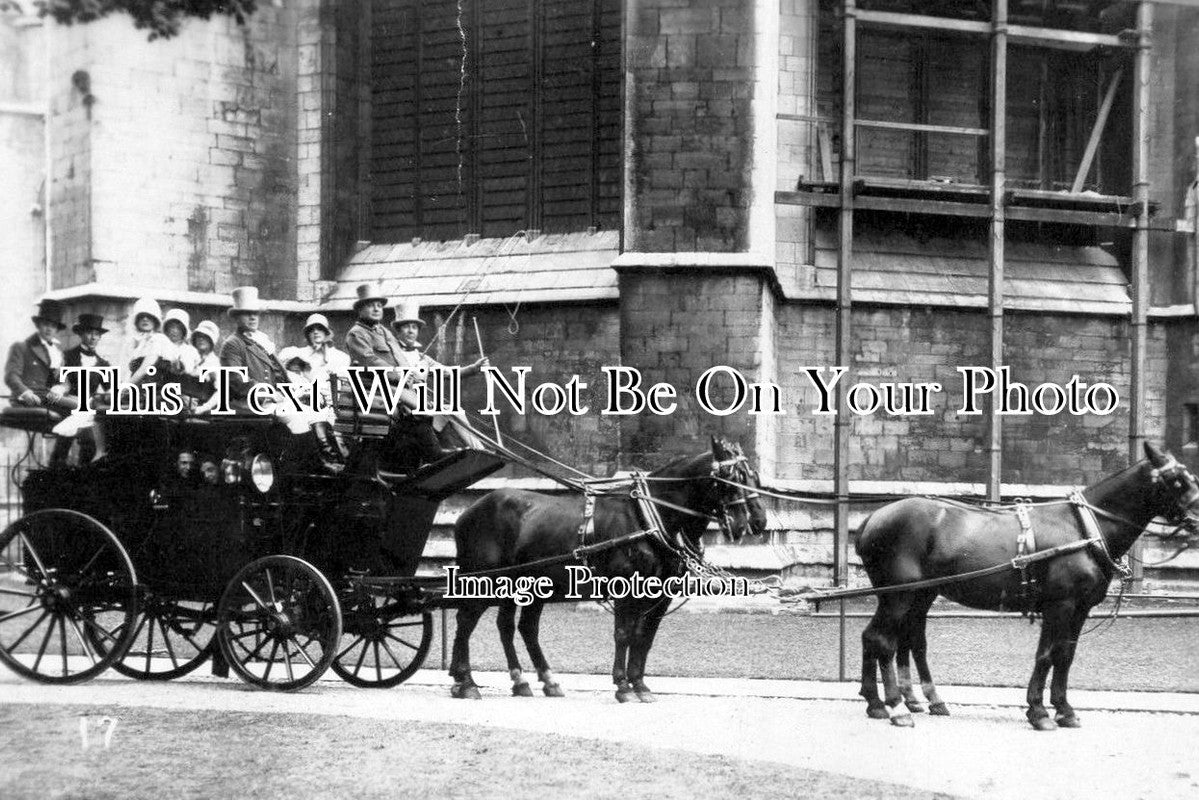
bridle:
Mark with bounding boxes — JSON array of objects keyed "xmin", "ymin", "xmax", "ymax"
[
  {"xmin": 710, "ymin": 453, "xmax": 761, "ymax": 540},
  {"xmin": 1149, "ymin": 454, "xmax": 1199, "ymax": 532}
]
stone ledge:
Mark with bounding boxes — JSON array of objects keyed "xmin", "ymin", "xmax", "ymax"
[{"xmin": 41, "ymin": 282, "xmax": 314, "ymax": 313}]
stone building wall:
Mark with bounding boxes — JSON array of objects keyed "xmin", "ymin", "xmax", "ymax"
[{"xmin": 47, "ymin": 8, "xmax": 299, "ymax": 297}]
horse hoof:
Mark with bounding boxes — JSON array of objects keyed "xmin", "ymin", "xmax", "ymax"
[
  {"xmin": 866, "ymin": 704, "xmax": 890, "ymax": 720},
  {"xmin": 889, "ymin": 713, "xmax": 915, "ymax": 728},
  {"xmin": 635, "ymin": 690, "xmax": 657, "ymax": 703},
  {"xmin": 615, "ymin": 683, "xmax": 636, "ymax": 703},
  {"xmin": 1029, "ymin": 716, "xmax": 1058, "ymax": 732},
  {"xmin": 905, "ymin": 700, "xmax": 926, "ymax": 713},
  {"xmin": 1055, "ymin": 713, "xmax": 1081, "ymax": 728},
  {"xmin": 928, "ymin": 703, "xmax": 950, "ymax": 716},
  {"xmin": 451, "ymin": 684, "xmax": 482, "ymax": 700},
  {"xmin": 512, "ymin": 682, "xmax": 534, "ymax": 698},
  {"xmin": 542, "ymin": 683, "xmax": 565, "ymax": 698}
]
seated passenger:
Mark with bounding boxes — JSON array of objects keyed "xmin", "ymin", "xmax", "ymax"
[
  {"xmin": 123, "ymin": 297, "xmax": 172, "ymax": 385},
  {"xmin": 343, "ymin": 283, "xmax": 487, "ymax": 465},
  {"xmin": 390, "ymin": 301, "xmax": 489, "ymax": 453},
  {"xmin": 5, "ymin": 299, "xmax": 77, "ymax": 416},
  {"xmin": 218, "ymin": 286, "xmax": 345, "ymax": 474},
  {"xmin": 49, "ymin": 313, "xmax": 112, "ymax": 463},
  {"xmin": 189, "ymin": 320, "xmax": 223, "ymax": 415},
  {"xmin": 4, "ymin": 300, "xmax": 83, "ymax": 467},
  {"xmin": 161, "ymin": 309, "xmax": 202, "ymax": 379},
  {"xmin": 198, "ymin": 453, "xmax": 220, "ymax": 486}
]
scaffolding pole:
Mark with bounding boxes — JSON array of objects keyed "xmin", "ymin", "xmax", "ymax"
[
  {"xmin": 1129, "ymin": 1, "xmax": 1153, "ymax": 590},
  {"xmin": 834, "ymin": 0, "xmax": 857, "ymax": 683},
  {"xmin": 987, "ymin": 0, "xmax": 1008, "ymax": 502}
]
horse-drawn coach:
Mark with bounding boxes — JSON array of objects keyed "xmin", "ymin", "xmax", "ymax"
[
  {"xmin": 0, "ymin": 387, "xmax": 767, "ymax": 699},
  {"xmin": 0, "ymin": 393, "xmax": 508, "ymax": 691}
]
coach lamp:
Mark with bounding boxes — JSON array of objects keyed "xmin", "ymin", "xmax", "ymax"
[{"xmin": 220, "ymin": 452, "xmax": 276, "ymax": 494}]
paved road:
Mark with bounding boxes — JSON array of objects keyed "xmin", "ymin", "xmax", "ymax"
[{"xmin": 3, "ymin": 669, "xmax": 1197, "ymax": 800}]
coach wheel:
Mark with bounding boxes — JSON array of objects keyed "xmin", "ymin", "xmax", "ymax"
[
  {"xmin": 216, "ymin": 555, "xmax": 341, "ymax": 692},
  {"xmin": 0, "ymin": 509, "xmax": 139, "ymax": 684},
  {"xmin": 332, "ymin": 590, "xmax": 432, "ymax": 688},
  {"xmin": 90, "ymin": 596, "xmax": 215, "ymax": 681}
]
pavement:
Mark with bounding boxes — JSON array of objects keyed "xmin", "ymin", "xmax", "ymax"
[{"xmin": 3, "ymin": 666, "xmax": 1199, "ymax": 799}]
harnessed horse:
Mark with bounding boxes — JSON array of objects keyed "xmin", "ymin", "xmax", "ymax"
[
  {"xmin": 448, "ymin": 436, "xmax": 767, "ymax": 701},
  {"xmin": 855, "ymin": 442, "xmax": 1199, "ymax": 729}
]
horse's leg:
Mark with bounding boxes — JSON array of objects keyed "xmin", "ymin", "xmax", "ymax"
[
  {"xmin": 496, "ymin": 602, "xmax": 532, "ymax": 697},
  {"xmin": 1050, "ymin": 604, "xmax": 1090, "ymax": 729},
  {"xmin": 896, "ymin": 642, "xmax": 923, "ymax": 713},
  {"xmin": 612, "ymin": 598, "xmax": 636, "ymax": 703},
  {"xmin": 448, "ymin": 603, "xmax": 487, "ymax": 700},
  {"xmin": 627, "ymin": 597, "xmax": 670, "ymax": 703},
  {"xmin": 908, "ymin": 589, "xmax": 947, "ymax": 715},
  {"xmin": 518, "ymin": 601, "xmax": 563, "ymax": 697},
  {"xmin": 860, "ymin": 605, "xmax": 887, "ymax": 720},
  {"xmin": 865, "ymin": 594, "xmax": 916, "ymax": 727},
  {"xmin": 1026, "ymin": 599, "xmax": 1074, "ymax": 730}
]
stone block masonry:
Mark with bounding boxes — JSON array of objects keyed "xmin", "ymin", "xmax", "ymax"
[
  {"xmin": 47, "ymin": 6, "xmax": 299, "ymax": 297},
  {"xmin": 625, "ymin": 0, "xmax": 759, "ymax": 252}
]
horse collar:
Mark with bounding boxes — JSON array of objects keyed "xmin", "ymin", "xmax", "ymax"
[{"xmin": 1070, "ymin": 491, "xmax": 1132, "ymax": 580}]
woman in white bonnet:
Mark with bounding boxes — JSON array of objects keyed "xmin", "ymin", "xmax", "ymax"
[
  {"xmin": 123, "ymin": 297, "xmax": 172, "ymax": 385},
  {"xmin": 160, "ymin": 308, "xmax": 202, "ymax": 378}
]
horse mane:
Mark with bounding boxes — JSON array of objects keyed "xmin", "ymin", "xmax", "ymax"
[{"xmin": 648, "ymin": 451, "xmax": 709, "ymax": 478}]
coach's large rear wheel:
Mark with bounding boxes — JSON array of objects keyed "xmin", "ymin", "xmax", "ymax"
[
  {"xmin": 216, "ymin": 555, "xmax": 341, "ymax": 692},
  {"xmin": 333, "ymin": 590, "xmax": 432, "ymax": 688},
  {"xmin": 91, "ymin": 596, "xmax": 215, "ymax": 681},
  {"xmin": 0, "ymin": 509, "xmax": 139, "ymax": 684}
]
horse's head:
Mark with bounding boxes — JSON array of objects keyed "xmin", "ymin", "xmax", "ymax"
[
  {"xmin": 1144, "ymin": 442, "xmax": 1199, "ymax": 531},
  {"xmin": 708, "ymin": 436, "xmax": 768, "ymax": 542}
]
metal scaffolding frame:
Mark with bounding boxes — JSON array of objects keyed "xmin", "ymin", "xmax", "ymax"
[{"xmin": 822, "ymin": 0, "xmax": 1155, "ymax": 679}]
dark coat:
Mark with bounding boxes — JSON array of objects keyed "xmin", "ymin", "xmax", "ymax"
[
  {"xmin": 62, "ymin": 345, "xmax": 112, "ymax": 395},
  {"xmin": 218, "ymin": 331, "xmax": 288, "ymax": 400},
  {"xmin": 4, "ymin": 335, "xmax": 75, "ymax": 413},
  {"xmin": 345, "ymin": 320, "xmax": 402, "ymax": 368}
]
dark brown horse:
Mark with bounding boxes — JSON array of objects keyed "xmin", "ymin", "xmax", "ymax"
[
  {"xmin": 856, "ymin": 442, "xmax": 1199, "ymax": 730},
  {"xmin": 449, "ymin": 437, "xmax": 767, "ymax": 701}
]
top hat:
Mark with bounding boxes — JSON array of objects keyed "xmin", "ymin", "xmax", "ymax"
[
  {"xmin": 130, "ymin": 297, "xmax": 163, "ymax": 330},
  {"xmin": 390, "ymin": 301, "xmax": 425, "ymax": 329},
  {"xmin": 191, "ymin": 320, "xmax": 221, "ymax": 348},
  {"xmin": 32, "ymin": 299, "xmax": 68, "ymax": 331},
  {"xmin": 162, "ymin": 308, "xmax": 192, "ymax": 338},
  {"xmin": 304, "ymin": 313, "xmax": 332, "ymax": 336},
  {"xmin": 71, "ymin": 312, "xmax": 108, "ymax": 336},
  {"xmin": 352, "ymin": 282, "xmax": 388, "ymax": 311},
  {"xmin": 227, "ymin": 286, "xmax": 264, "ymax": 317}
]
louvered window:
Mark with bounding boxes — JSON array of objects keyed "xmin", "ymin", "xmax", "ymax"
[{"xmin": 370, "ymin": 0, "xmax": 622, "ymax": 242}]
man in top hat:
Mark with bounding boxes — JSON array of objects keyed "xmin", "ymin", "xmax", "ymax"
[
  {"xmin": 47, "ymin": 313, "xmax": 112, "ymax": 464},
  {"xmin": 60, "ymin": 313, "xmax": 111, "ymax": 396},
  {"xmin": 344, "ymin": 283, "xmax": 487, "ymax": 464},
  {"xmin": 5, "ymin": 299, "xmax": 78, "ymax": 416},
  {"xmin": 218, "ymin": 287, "xmax": 345, "ymax": 473}
]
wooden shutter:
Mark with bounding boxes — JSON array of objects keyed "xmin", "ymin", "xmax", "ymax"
[{"xmin": 370, "ymin": 0, "xmax": 622, "ymax": 242}]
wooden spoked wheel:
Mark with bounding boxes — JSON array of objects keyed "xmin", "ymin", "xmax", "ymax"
[
  {"xmin": 90, "ymin": 595, "xmax": 215, "ymax": 681},
  {"xmin": 332, "ymin": 589, "xmax": 433, "ymax": 688},
  {"xmin": 216, "ymin": 555, "xmax": 341, "ymax": 692},
  {"xmin": 0, "ymin": 509, "xmax": 139, "ymax": 684}
]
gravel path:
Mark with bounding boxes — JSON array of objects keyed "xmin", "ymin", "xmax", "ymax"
[{"xmin": 2, "ymin": 673, "xmax": 1196, "ymax": 800}]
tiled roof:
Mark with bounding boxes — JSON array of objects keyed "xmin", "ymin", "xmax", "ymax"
[{"xmin": 324, "ymin": 230, "xmax": 620, "ymax": 310}]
